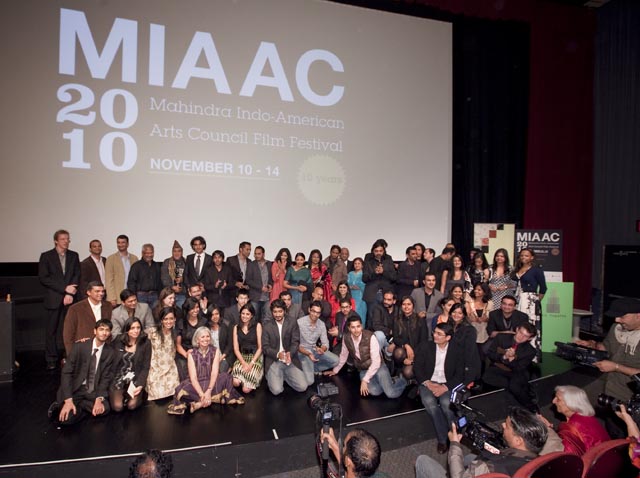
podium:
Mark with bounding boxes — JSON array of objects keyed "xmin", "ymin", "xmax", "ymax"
[{"xmin": 0, "ymin": 302, "xmax": 15, "ymax": 383}]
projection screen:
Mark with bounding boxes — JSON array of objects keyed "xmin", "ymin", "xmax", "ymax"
[{"xmin": 0, "ymin": 0, "xmax": 452, "ymax": 262}]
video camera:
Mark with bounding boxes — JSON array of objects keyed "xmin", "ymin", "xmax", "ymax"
[
  {"xmin": 450, "ymin": 384, "xmax": 507, "ymax": 454},
  {"xmin": 308, "ymin": 384, "xmax": 343, "ymax": 478},
  {"xmin": 554, "ymin": 341, "xmax": 609, "ymax": 367},
  {"xmin": 598, "ymin": 373, "xmax": 640, "ymax": 423}
]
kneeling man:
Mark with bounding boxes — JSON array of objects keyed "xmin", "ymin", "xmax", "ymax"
[
  {"xmin": 262, "ymin": 299, "xmax": 308, "ymax": 395},
  {"xmin": 325, "ymin": 315, "xmax": 406, "ymax": 398},
  {"xmin": 50, "ymin": 319, "xmax": 115, "ymax": 425}
]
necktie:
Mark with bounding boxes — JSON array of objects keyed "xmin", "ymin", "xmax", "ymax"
[
  {"xmin": 87, "ymin": 348, "xmax": 98, "ymax": 393},
  {"xmin": 196, "ymin": 255, "xmax": 202, "ymax": 276}
]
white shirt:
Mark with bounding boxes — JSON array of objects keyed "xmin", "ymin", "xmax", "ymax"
[
  {"xmin": 276, "ymin": 320, "xmax": 285, "ymax": 354},
  {"xmin": 430, "ymin": 343, "xmax": 449, "ymax": 384},
  {"xmin": 89, "ymin": 300, "xmax": 102, "ymax": 322},
  {"xmin": 92, "ymin": 255, "xmax": 106, "ymax": 285}
]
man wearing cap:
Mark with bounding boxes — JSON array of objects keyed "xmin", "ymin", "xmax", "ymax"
[
  {"xmin": 161, "ymin": 240, "xmax": 187, "ymax": 308},
  {"xmin": 577, "ymin": 298, "xmax": 640, "ymax": 435}
]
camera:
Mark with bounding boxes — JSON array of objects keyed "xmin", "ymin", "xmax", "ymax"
[
  {"xmin": 308, "ymin": 392, "xmax": 343, "ymax": 478},
  {"xmin": 450, "ymin": 384, "xmax": 506, "ymax": 453},
  {"xmin": 598, "ymin": 373, "xmax": 640, "ymax": 422},
  {"xmin": 554, "ymin": 341, "xmax": 609, "ymax": 367}
]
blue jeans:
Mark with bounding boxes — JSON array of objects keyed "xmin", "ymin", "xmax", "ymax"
[
  {"xmin": 299, "ymin": 350, "xmax": 339, "ymax": 386},
  {"xmin": 251, "ymin": 300, "xmax": 268, "ymax": 322},
  {"xmin": 136, "ymin": 291, "xmax": 158, "ymax": 309},
  {"xmin": 373, "ymin": 331, "xmax": 391, "ymax": 356},
  {"xmin": 419, "ymin": 383, "xmax": 455, "ymax": 445},
  {"xmin": 265, "ymin": 360, "xmax": 308, "ymax": 395},
  {"xmin": 415, "ymin": 455, "xmax": 447, "ymax": 478},
  {"xmin": 362, "ymin": 365, "xmax": 406, "ymax": 398}
]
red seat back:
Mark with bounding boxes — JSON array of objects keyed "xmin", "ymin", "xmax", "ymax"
[
  {"xmin": 582, "ymin": 438, "xmax": 636, "ymax": 478},
  {"xmin": 513, "ymin": 452, "xmax": 583, "ymax": 478}
]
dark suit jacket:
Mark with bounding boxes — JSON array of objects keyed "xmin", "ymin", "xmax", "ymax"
[
  {"xmin": 362, "ymin": 254, "xmax": 397, "ymax": 303},
  {"xmin": 38, "ymin": 248, "xmax": 81, "ymax": 309},
  {"xmin": 245, "ymin": 260, "xmax": 273, "ymax": 302},
  {"xmin": 63, "ymin": 299, "xmax": 113, "ymax": 356},
  {"xmin": 261, "ymin": 316, "xmax": 302, "ymax": 373},
  {"xmin": 414, "ymin": 340, "xmax": 464, "ymax": 389},
  {"xmin": 226, "ymin": 255, "xmax": 252, "ymax": 286},
  {"xmin": 112, "ymin": 336, "xmax": 151, "ymax": 388},
  {"xmin": 451, "ymin": 323, "xmax": 480, "ymax": 384},
  {"xmin": 486, "ymin": 309, "xmax": 529, "ymax": 336},
  {"xmin": 487, "ymin": 333, "xmax": 536, "ymax": 373},
  {"xmin": 58, "ymin": 340, "xmax": 115, "ymax": 401},
  {"xmin": 203, "ymin": 264, "xmax": 234, "ymax": 308},
  {"xmin": 184, "ymin": 253, "xmax": 213, "ymax": 289},
  {"xmin": 79, "ymin": 256, "xmax": 106, "ymax": 294}
]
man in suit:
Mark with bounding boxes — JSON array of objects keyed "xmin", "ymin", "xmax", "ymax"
[
  {"xmin": 396, "ymin": 246, "xmax": 423, "ymax": 300},
  {"xmin": 411, "ymin": 272, "xmax": 444, "ymax": 336},
  {"xmin": 63, "ymin": 281, "xmax": 113, "ymax": 356},
  {"xmin": 49, "ymin": 319, "xmax": 115, "ymax": 425},
  {"xmin": 262, "ymin": 299, "xmax": 307, "ymax": 395},
  {"xmin": 226, "ymin": 241, "xmax": 252, "ymax": 292},
  {"xmin": 245, "ymin": 246, "xmax": 273, "ymax": 321},
  {"xmin": 484, "ymin": 322, "xmax": 539, "ymax": 412},
  {"xmin": 38, "ymin": 229, "xmax": 81, "ymax": 370},
  {"xmin": 105, "ymin": 234, "xmax": 138, "ymax": 306},
  {"xmin": 184, "ymin": 236, "xmax": 212, "ymax": 290},
  {"xmin": 341, "ymin": 247, "xmax": 354, "ymax": 273},
  {"xmin": 414, "ymin": 322, "xmax": 463, "ymax": 453},
  {"xmin": 79, "ymin": 239, "xmax": 106, "ymax": 295},
  {"xmin": 486, "ymin": 295, "xmax": 529, "ymax": 339},
  {"xmin": 110, "ymin": 289, "xmax": 154, "ymax": 339}
]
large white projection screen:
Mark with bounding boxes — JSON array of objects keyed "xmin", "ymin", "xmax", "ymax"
[{"xmin": 0, "ymin": 0, "xmax": 451, "ymax": 262}]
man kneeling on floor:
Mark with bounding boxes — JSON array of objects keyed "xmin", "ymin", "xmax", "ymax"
[
  {"xmin": 324, "ymin": 315, "xmax": 406, "ymax": 398},
  {"xmin": 415, "ymin": 407, "xmax": 562, "ymax": 478},
  {"xmin": 48, "ymin": 319, "xmax": 115, "ymax": 425}
]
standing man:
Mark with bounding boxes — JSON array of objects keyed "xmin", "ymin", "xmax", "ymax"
[
  {"xmin": 362, "ymin": 239, "xmax": 397, "ymax": 310},
  {"xmin": 325, "ymin": 315, "xmax": 406, "ymax": 398},
  {"xmin": 411, "ymin": 273, "xmax": 444, "ymax": 336},
  {"xmin": 429, "ymin": 247, "xmax": 455, "ymax": 291},
  {"xmin": 38, "ymin": 229, "xmax": 80, "ymax": 370},
  {"xmin": 184, "ymin": 236, "xmax": 212, "ymax": 290},
  {"xmin": 341, "ymin": 247, "xmax": 354, "ymax": 273},
  {"xmin": 262, "ymin": 299, "xmax": 308, "ymax": 395},
  {"xmin": 323, "ymin": 244, "xmax": 348, "ymax": 291},
  {"xmin": 227, "ymin": 241, "xmax": 252, "ymax": 293},
  {"xmin": 576, "ymin": 298, "xmax": 640, "ymax": 437},
  {"xmin": 245, "ymin": 246, "xmax": 273, "ymax": 321},
  {"xmin": 127, "ymin": 244, "xmax": 162, "ymax": 307},
  {"xmin": 48, "ymin": 319, "xmax": 115, "ymax": 426},
  {"xmin": 63, "ymin": 281, "xmax": 113, "ymax": 357},
  {"xmin": 161, "ymin": 240, "xmax": 187, "ymax": 308},
  {"xmin": 298, "ymin": 301, "xmax": 339, "ymax": 387},
  {"xmin": 105, "ymin": 235, "xmax": 138, "ymax": 306},
  {"xmin": 396, "ymin": 246, "xmax": 422, "ymax": 299},
  {"xmin": 79, "ymin": 239, "xmax": 106, "ymax": 296}
]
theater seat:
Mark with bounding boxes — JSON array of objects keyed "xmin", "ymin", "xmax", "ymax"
[
  {"xmin": 581, "ymin": 438, "xmax": 635, "ymax": 478},
  {"xmin": 513, "ymin": 452, "xmax": 583, "ymax": 478}
]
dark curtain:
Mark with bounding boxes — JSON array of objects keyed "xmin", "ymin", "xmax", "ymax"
[
  {"xmin": 592, "ymin": 0, "xmax": 640, "ymax": 289},
  {"xmin": 451, "ymin": 18, "xmax": 529, "ymax": 256}
]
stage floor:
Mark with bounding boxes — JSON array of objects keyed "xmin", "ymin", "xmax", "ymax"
[{"xmin": 0, "ymin": 350, "xmax": 586, "ymax": 475}]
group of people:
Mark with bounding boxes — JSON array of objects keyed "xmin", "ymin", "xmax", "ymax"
[
  {"xmin": 40, "ymin": 231, "xmax": 547, "ymax": 425},
  {"xmin": 38, "ymin": 229, "xmax": 640, "ymax": 476}
]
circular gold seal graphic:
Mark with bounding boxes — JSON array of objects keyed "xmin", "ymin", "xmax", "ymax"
[{"xmin": 297, "ymin": 155, "xmax": 345, "ymax": 205}]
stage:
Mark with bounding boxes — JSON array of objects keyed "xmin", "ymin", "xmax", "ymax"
[{"xmin": 0, "ymin": 351, "xmax": 598, "ymax": 478}]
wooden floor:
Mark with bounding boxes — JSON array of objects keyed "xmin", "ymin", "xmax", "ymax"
[{"xmin": 0, "ymin": 350, "xmax": 588, "ymax": 477}]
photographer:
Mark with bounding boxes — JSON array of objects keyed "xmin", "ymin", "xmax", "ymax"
[
  {"xmin": 416, "ymin": 407, "xmax": 560, "ymax": 478},
  {"xmin": 320, "ymin": 427, "xmax": 381, "ymax": 478},
  {"xmin": 615, "ymin": 404, "xmax": 640, "ymax": 473},
  {"xmin": 575, "ymin": 298, "xmax": 640, "ymax": 436}
]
